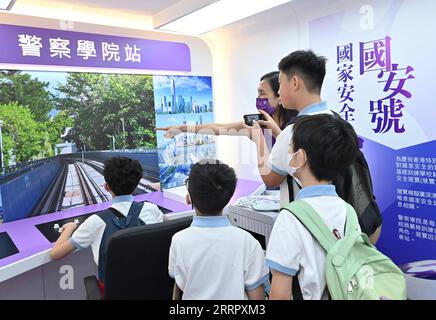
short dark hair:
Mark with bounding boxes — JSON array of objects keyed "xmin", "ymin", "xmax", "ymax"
[
  {"xmin": 103, "ymin": 157, "xmax": 143, "ymax": 196},
  {"xmin": 292, "ymin": 114, "xmax": 359, "ymax": 181},
  {"xmin": 187, "ymin": 159, "xmax": 237, "ymax": 215},
  {"xmin": 278, "ymin": 50, "xmax": 327, "ymax": 94}
]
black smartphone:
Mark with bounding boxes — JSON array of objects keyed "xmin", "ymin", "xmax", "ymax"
[{"xmin": 244, "ymin": 114, "xmax": 264, "ymax": 126}]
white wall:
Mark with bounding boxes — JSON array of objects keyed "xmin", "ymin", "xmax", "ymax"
[{"xmin": 201, "ymin": 0, "xmax": 376, "ymax": 180}]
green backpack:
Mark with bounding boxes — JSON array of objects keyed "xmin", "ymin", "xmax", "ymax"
[{"xmin": 282, "ymin": 200, "xmax": 407, "ymax": 300}]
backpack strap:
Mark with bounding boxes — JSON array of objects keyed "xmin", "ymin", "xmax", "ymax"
[
  {"xmin": 97, "ymin": 201, "xmax": 145, "ymax": 282},
  {"xmin": 287, "ymin": 174, "xmax": 295, "ymax": 203},
  {"xmin": 286, "ymin": 115, "xmax": 299, "ymax": 203},
  {"xmin": 108, "ymin": 207, "xmax": 125, "ymax": 219},
  {"xmin": 344, "ymin": 203, "xmax": 361, "ymax": 237},
  {"xmin": 97, "ymin": 208, "xmax": 120, "ymax": 282},
  {"xmin": 128, "ymin": 201, "xmax": 145, "ymax": 220},
  {"xmin": 112, "ymin": 201, "xmax": 145, "ymax": 228},
  {"xmin": 292, "ymin": 270, "xmax": 304, "ymax": 300},
  {"xmin": 282, "ymin": 200, "xmax": 337, "ymax": 253},
  {"xmin": 282, "ymin": 200, "xmax": 337, "ymax": 300}
]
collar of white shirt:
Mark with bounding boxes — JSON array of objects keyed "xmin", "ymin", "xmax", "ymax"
[
  {"xmin": 296, "ymin": 185, "xmax": 338, "ymax": 200},
  {"xmin": 298, "ymin": 101, "xmax": 329, "ymax": 116},
  {"xmin": 191, "ymin": 215, "xmax": 232, "ymax": 228},
  {"xmin": 111, "ymin": 194, "xmax": 134, "ymax": 204}
]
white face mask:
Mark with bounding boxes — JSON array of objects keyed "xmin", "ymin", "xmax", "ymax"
[{"xmin": 287, "ymin": 149, "xmax": 301, "ymax": 177}]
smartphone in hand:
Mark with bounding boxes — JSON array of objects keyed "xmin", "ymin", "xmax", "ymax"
[{"xmin": 244, "ymin": 114, "xmax": 264, "ymax": 126}]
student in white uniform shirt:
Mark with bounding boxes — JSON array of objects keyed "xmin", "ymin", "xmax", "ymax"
[
  {"xmin": 50, "ymin": 157, "xmax": 163, "ymax": 274},
  {"xmin": 168, "ymin": 159, "xmax": 269, "ymax": 300},
  {"xmin": 246, "ymin": 50, "xmax": 333, "ymax": 208},
  {"xmin": 266, "ymin": 114, "xmax": 361, "ymax": 300}
]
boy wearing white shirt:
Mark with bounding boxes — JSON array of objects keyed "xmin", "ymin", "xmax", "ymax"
[
  {"xmin": 246, "ymin": 50, "xmax": 333, "ymax": 208},
  {"xmin": 266, "ymin": 114, "xmax": 360, "ymax": 300},
  {"xmin": 168, "ymin": 159, "xmax": 269, "ymax": 300},
  {"xmin": 247, "ymin": 50, "xmax": 382, "ymax": 242},
  {"xmin": 50, "ymin": 157, "xmax": 163, "ymax": 283}
]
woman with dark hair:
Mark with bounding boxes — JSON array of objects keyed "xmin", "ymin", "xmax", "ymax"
[
  {"xmin": 156, "ymin": 72, "xmax": 297, "ymax": 148},
  {"xmin": 256, "ymin": 71, "xmax": 298, "ymax": 138}
]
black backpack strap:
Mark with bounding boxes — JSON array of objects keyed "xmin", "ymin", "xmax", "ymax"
[
  {"xmin": 96, "ymin": 207, "xmax": 121, "ymax": 225},
  {"xmin": 126, "ymin": 201, "xmax": 145, "ymax": 226},
  {"xmin": 292, "ymin": 271, "xmax": 304, "ymax": 300},
  {"xmin": 109, "ymin": 201, "xmax": 146, "ymax": 229},
  {"xmin": 96, "ymin": 208, "xmax": 119, "ymax": 282},
  {"xmin": 108, "ymin": 207, "xmax": 125, "ymax": 219},
  {"xmin": 286, "ymin": 115, "xmax": 299, "ymax": 203},
  {"xmin": 292, "ymin": 275, "xmax": 331, "ymax": 300},
  {"xmin": 96, "ymin": 202, "xmax": 145, "ymax": 282},
  {"xmin": 287, "ymin": 174, "xmax": 295, "ymax": 203}
]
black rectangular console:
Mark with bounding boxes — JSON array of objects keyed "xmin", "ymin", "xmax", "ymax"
[
  {"xmin": 36, "ymin": 201, "xmax": 173, "ymax": 243},
  {"xmin": 0, "ymin": 232, "xmax": 19, "ymax": 259}
]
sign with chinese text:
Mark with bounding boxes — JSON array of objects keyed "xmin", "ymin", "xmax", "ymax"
[
  {"xmin": 0, "ymin": 24, "xmax": 191, "ymax": 72},
  {"xmin": 310, "ymin": 0, "xmax": 436, "ymax": 298}
]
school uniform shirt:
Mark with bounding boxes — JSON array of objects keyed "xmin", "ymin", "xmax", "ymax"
[
  {"xmin": 266, "ymin": 185, "xmax": 357, "ymax": 300},
  {"xmin": 69, "ymin": 195, "xmax": 163, "ymax": 265},
  {"xmin": 267, "ymin": 101, "xmax": 333, "ymax": 208},
  {"xmin": 168, "ymin": 215, "xmax": 270, "ymax": 300}
]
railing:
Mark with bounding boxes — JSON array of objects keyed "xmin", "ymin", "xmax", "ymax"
[
  {"xmin": 0, "ymin": 157, "xmax": 57, "ymax": 180},
  {"xmin": 0, "ymin": 148, "xmax": 160, "ymax": 181}
]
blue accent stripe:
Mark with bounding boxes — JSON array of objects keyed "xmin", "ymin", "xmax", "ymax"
[
  {"xmin": 264, "ymin": 277, "xmax": 271, "ymax": 295},
  {"xmin": 69, "ymin": 238, "xmax": 85, "ymax": 251},
  {"xmin": 245, "ymin": 274, "xmax": 270, "ymax": 291},
  {"xmin": 296, "ymin": 185, "xmax": 338, "ymax": 200},
  {"xmin": 269, "ymin": 163, "xmax": 288, "ymax": 176},
  {"xmin": 112, "ymin": 195, "xmax": 134, "ymax": 204},
  {"xmin": 191, "ymin": 216, "xmax": 232, "ymax": 228},
  {"xmin": 266, "ymin": 259, "xmax": 298, "ymax": 276},
  {"xmin": 298, "ymin": 101, "xmax": 329, "ymax": 116}
]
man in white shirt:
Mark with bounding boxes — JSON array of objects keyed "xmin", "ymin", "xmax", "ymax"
[
  {"xmin": 168, "ymin": 159, "xmax": 269, "ymax": 300},
  {"xmin": 266, "ymin": 114, "xmax": 361, "ymax": 299},
  {"xmin": 50, "ymin": 157, "xmax": 163, "ymax": 269},
  {"xmin": 247, "ymin": 50, "xmax": 382, "ymax": 243},
  {"xmin": 246, "ymin": 50, "xmax": 333, "ymax": 207}
]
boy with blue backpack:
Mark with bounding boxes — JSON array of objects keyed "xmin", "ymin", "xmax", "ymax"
[
  {"xmin": 50, "ymin": 156, "xmax": 163, "ymax": 293},
  {"xmin": 266, "ymin": 114, "xmax": 406, "ymax": 300}
]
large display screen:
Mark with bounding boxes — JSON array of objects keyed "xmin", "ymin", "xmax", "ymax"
[{"xmin": 0, "ymin": 70, "xmax": 214, "ymax": 222}]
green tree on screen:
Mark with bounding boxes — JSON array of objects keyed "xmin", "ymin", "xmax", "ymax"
[{"xmin": 56, "ymin": 73, "xmax": 156, "ymax": 151}]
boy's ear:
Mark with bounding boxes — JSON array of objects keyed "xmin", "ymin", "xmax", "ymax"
[
  {"xmin": 292, "ymin": 74, "xmax": 300, "ymax": 90},
  {"xmin": 185, "ymin": 193, "xmax": 191, "ymax": 205},
  {"xmin": 298, "ymin": 148, "xmax": 308, "ymax": 167}
]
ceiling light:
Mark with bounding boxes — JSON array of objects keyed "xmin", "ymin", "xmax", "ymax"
[
  {"xmin": 158, "ymin": 0, "xmax": 292, "ymax": 35},
  {"xmin": 0, "ymin": 0, "xmax": 16, "ymax": 10}
]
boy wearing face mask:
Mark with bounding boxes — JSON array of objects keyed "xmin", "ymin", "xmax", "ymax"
[{"xmin": 266, "ymin": 114, "xmax": 360, "ymax": 300}]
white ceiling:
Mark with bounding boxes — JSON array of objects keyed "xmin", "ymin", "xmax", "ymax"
[
  {"xmin": 6, "ymin": 0, "xmax": 298, "ymax": 33},
  {"xmin": 7, "ymin": 0, "xmax": 191, "ymax": 31},
  {"xmin": 13, "ymin": 0, "xmax": 182, "ymax": 15}
]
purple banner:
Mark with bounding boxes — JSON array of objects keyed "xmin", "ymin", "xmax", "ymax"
[{"xmin": 0, "ymin": 24, "xmax": 191, "ymax": 72}]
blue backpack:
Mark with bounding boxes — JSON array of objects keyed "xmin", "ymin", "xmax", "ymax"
[{"xmin": 97, "ymin": 201, "xmax": 145, "ymax": 282}]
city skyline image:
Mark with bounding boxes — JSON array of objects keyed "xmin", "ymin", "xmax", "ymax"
[
  {"xmin": 153, "ymin": 75, "xmax": 215, "ymax": 190},
  {"xmin": 153, "ymin": 76, "xmax": 213, "ymax": 114}
]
